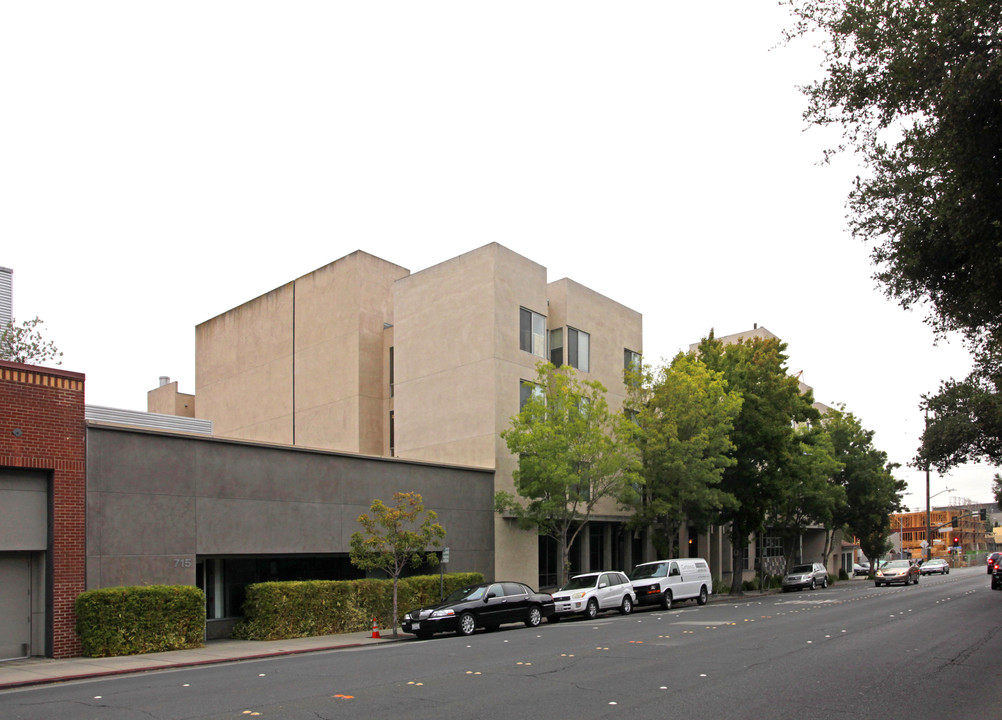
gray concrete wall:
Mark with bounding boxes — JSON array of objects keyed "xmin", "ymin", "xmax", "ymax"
[{"xmin": 86, "ymin": 424, "xmax": 496, "ymax": 589}]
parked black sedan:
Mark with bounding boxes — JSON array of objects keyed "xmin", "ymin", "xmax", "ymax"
[{"xmin": 402, "ymin": 582, "xmax": 555, "ymax": 638}]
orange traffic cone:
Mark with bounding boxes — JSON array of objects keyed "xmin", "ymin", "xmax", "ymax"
[{"xmin": 371, "ymin": 617, "xmax": 381, "ymax": 639}]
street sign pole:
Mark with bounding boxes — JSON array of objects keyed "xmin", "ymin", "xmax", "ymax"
[{"xmin": 440, "ymin": 547, "xmax": 450, "ymax": 601}]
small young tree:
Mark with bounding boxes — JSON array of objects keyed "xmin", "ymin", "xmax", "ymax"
[
  {"xmin": 349, "ymin": 492, "xmax": 446, "ymax": 637},
  {"xmin": 496, "ymin": 362, "xmax": 641, "ymax": 587},
  {"xmin": 0, "ymin": 317, "xmax": 63, "ymax": 366}
]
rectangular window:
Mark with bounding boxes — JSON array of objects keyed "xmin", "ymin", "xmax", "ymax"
[
  {"xmin": 538, "ymin": 536, "xmax": 558, "ymax": 589},
  {"xmin": 519, "ymin": 380, "xmax": 534, "ymax": 410},
  {"xmin": 389, "ymin": 346, "xmax": 394, "ymax": 398},
  {"xmin": 624, "ymin": 348, "xmax": 641, "ymax": 387},
  {"xmin": 519, "ymin": 308, "xmax": 546, "ymax": 358},
  {"xmin": 567, "ymin": 327, "xmax": 589, "ymax": 372},
  {"xmin": 520, "ymin": 380, "xmax": 543, "ymax": 410},
  {"xmin": 389, "ymin": 411, "xmax": 395, "ymax": 457},
  {"xmin": 624, "ymin": 348, "xmax": 641, "ymax": 373},
  {"xmin": 589, "ymin": 523, "xmax": 605, "ymax": 570},
  {"xmin": 757, "ymin": 535, "xmax": 784, "ymax": 558},
  {"xmin": 550, "ymin": 328, "xmax": 563, "ymax": 367}
]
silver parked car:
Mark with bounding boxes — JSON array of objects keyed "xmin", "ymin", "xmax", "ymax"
[
  {"xmin": 550, "ymin": 571, "xmax": 635, "ymax": 621},
  {"xmin": 781, "ymin": 562, "xmax": 829, "ymax": 592},
  {"xmin": 920, "ymin": 558, "xmax": 949, "ymax": 575},
  {"xmin": 875, "ymin": 559, "xmax": 920, "ymax": 586}
]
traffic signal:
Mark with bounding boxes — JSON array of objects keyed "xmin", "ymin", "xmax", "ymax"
[
  {"xmin": 951, "ymin": 517, "xmax": 959, "ymax": 528},
  {"xmin": 981, "ymin": 508, "xmax": 987, "ymax": 521},
  {"xmin": 953, "ymin": 536, "xmax": 960, "ymax": 545}
]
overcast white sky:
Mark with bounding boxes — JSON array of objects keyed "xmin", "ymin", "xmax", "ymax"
[{"xmin": 2, "ymin": 2, "xmax": 990, "ymax": 507}]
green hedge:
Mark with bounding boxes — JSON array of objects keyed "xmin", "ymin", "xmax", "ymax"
[
  {"xmin": 75, "ymin": 585, "xmax": 205, "ymax": 658},
  {"xmin": 233, "ymin": 572, "xmax": 483, "ymax": 641}
]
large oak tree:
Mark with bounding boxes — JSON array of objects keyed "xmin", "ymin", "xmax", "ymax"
[{"xmin": 785, "ymin": 0, "xmax": 1002, "ymax": 473}]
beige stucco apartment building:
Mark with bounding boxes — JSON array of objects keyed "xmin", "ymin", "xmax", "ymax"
[{"xmin": 153, "ymin": 244, "xmax": 644, "ymax": 587}]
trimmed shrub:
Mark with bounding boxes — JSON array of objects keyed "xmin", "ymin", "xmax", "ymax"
[
  {"xmin": 233, "ymin": 572, "xmax": 483, "ymax": 641},
  {"xmin": 75, "ymin": 585, "xmax": 205, "ymax": 658},
  {"xmin": 838, "ymin": 568, "xmax": 849, "ymax": 581},
  {"xmin": 742, "ymin": 577, "xmax": 760, "ymax": 591}
]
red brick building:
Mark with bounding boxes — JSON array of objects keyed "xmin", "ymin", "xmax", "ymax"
[{"xmin": 0, "ymin": 360, "xmax": 86, "ymax": 659}]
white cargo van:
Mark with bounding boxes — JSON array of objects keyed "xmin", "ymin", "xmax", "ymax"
[{"xmin": 628, "ymin": 558, "xmax": 712, "ymax": 610}]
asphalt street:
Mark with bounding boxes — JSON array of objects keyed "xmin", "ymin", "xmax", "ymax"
[{"xmin": 2, "ymin": 567, "xmax": 1000, "ymax": 720}]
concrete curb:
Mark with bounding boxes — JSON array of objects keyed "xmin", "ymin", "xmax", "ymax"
[{"xmin": 0, "ymin": 637, "xmax": 405, "ymax": 691}]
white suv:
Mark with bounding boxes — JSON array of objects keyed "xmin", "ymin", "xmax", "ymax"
[{"xmin": 549, "ymin": 571, "xmax": 635, "ymax": 621}]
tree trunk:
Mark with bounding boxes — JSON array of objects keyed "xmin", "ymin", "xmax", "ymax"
[
  {"xmin": 391, "ymin": 575, "xmax": 399, "ymax": 638},
  {"xmin": 730, "ymin": 520, "xmax": 745, "ymax": 595},
  {"xmin": 821, "ymin": 527, "xmax": 835, "ymax": 569},
  {"xmin": 783, "ymin": 536, "xmax": 797, "ymax": 575},
  {"xmin": 557, "ymin": 533, "xmax": 568, "ymax": 588}
]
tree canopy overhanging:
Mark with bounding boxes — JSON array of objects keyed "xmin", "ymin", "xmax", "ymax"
[{"xmin": 785, "ymin": 0, "xmax": 1002, "ymax": 472}]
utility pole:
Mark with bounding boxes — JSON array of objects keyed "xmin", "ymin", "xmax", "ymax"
[{"xmin": 925, "ymin": 406, "xmax": 932, "ymax": 563}]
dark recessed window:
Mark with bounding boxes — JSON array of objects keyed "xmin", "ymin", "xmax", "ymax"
[
  {"xmin": 520, "ymin": 308, "xmax": 546, "ymax": 358},
  {"xmin": 520, "ymin": 380, "xmax": 542, "ymax": 410},
  {"xmin": 550, "ymin": 328, "xmax": 563, "ymax": 367},
  {"xmin": 567, "ymin": 327, "xmax": 589, "ymax": 372}
]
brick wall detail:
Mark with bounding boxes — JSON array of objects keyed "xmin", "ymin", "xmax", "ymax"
[{"xmin": 0, "ymin": 361, "xmax": 86, "ymax": 658}]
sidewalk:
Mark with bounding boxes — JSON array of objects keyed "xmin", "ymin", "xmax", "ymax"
[{"xmin": 0, "ymin": 630, "xmax": 403, "ymax": 691}]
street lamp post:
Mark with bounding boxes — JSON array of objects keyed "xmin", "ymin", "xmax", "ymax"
[
  {"xmin": 925, "ymin": 485, "xmax": 955, "ymax": 560},
  {"xmin": 925, "ymin": 407, "xmax": 931, "ymax": 563},
  {"xmin": 923, "ymin": 404, "xmax": 960, "ymax": 562}
]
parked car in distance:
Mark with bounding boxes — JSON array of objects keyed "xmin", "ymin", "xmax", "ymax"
[
  {"xmin": 629, "ymin": 558, "xmax": 712, "ymax": 610},
  {"xmin": 988, "ymin": 552, "xmax": 1002, "ymax": 574},
  {"xmin": 853, "ymin": 563, "xmax": 871, "ymax": 577},
  {"xmin": 401, "ymin": 581, "xmax": 554, "ymax": 638},
  {"xmin": 550, "ymin": 571, "xmax": 635, "ymax": 621},
  {"xmin": 782, "ymin": 563, "xmax": 829, "ymax": 592},
  {"xmin": 920, "ymin": 558, "xmax": 950, "ymax": 575},
  {"xmin": 875, "ymin": 559, "xmax": 920, "ymax": 586}
]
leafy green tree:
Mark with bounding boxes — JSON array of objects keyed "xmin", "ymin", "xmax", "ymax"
[
  {"xmin": 770, "ymin": 420, "xmax": 843, "ymax": 571},
  {"xmin": 625, "ymin": 352, "xmax": 741, "ymax": 558},
  {"xmin": 696, "ymin": 332, "xmax": 823, "ymax": 594},
  {"xmin": 824, "ymin": 406, "xmax": 905, "ymax": 573},
  {"xmin": 921, "ymin": 373, "xmax": 1002, "ymax": 471},
  {"xmin": 993, "ymin": 473, "xmax": 1002, "ymax": 512},
  {"xmin": 785, "ymin": 0, "xmax": 1002, "ymax": 348},
  {"xmin": 496, "ymin": 362, "xmax": 641, "ymax": 587},
  {"xmin": 0, "ymin": 317, "xmax": 63, "ymax": 366},
  {"xmin": 785, "ymin": 0, "xmax": 1002, "ymax": 473},
  {"xmin": 349, "ymin": 492, "xmax": 445, "ymax": 637}
]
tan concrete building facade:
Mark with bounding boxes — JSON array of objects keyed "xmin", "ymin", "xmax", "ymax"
[
  {"xmin": 194, "ymin": 251, "xmax": 409, "ymax": 455},
  {"xmin": 179, "ymin": 244, "xmax": 643, "ymax": 588}
]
